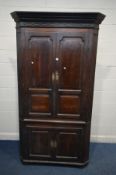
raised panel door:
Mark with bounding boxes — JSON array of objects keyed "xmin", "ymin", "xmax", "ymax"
[
  {"xmin": 55, "ymin": 32, "xmax": 86, "ymax": 120},
  {"xmin": 55, "ymin": 128, "xmax": 83, "ymax": 161},
  {"xmin": 24, "ymin": 124, "xmax": 53, "ymax": 160},
  {"xmin": 21, "ymin": 29, "xmax": 87, "ymax": 121},
  {"xmin": 22, "ymin": 29, "xmax": 56, "ymax": 119}
]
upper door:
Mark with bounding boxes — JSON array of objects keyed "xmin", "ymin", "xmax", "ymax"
[
  {"xmin": 21, "ymin": 29, "xmax": 56, "ymax": 119},
  {"xmin": 21, "ymin": 28, "xmax": 87, "ymax": 120},
  {"xmin": 55, "ymin": 31, "xmax": 86, "ymax": 120}
]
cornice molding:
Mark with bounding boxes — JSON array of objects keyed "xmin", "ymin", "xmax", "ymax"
[{"xmin": 11, "ymin": 11, "xmax": 105, "ymax": 29}]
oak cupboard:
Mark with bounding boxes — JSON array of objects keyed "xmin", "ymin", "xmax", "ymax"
[{"xmin": 11, "ymin": 12, "xmax": 105, "ymax": 166}]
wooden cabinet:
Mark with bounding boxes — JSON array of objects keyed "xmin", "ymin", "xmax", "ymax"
[{"xmin": 11, "ymin": 12, "xmax": 105, "ymax": 166}]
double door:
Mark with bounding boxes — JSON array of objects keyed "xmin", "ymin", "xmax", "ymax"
[
  {"xmin": 23, "ymin": 122, "xmax": 87, "ymax": 162},
  {"xmin": 22, "ymin": 28, "xmax": 87, "ymax": 119}
]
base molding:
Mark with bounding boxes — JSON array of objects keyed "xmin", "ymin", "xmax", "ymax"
[
  {"xmin": 0, "ymin": 132, "xmax": 19, "ymax": 140},
  {"xmin": 91, "ymin": 135, "xmax": 116, "ymax": 143},
  {"xmin": 22, "ymin": 158, "xmax": 89, "ymax": 167},
  {"xmin": 0, "ymin": 132, "xmax": 116, "ymax": 143}
]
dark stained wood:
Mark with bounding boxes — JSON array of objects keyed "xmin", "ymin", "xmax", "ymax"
[
  {"xmin": 11, "ymin": 12, "xmax": 105, "ymax": 166},
  {"xmin": 30, "ymin": 95, "xmax": 51, "ymax": 113},
  {"xmin": 28, "ymin": 35, "xmax": 53, "ymax": 88},
  {"xmin": 11, "ymin": 11, "xmax": 105, "ymax": 29},
  {"xmin": 23, "ymin": 120, "xmax": 88, "ymax": 163},
  {"xmin": 55, "ymin": 131, "xmax": 81, "ymax": 159},
  {"xmin": 58, "ymin": 95, "xmax": 80, "ymax": 114},
  {"xmin": 57, "ymin": 34, "xmax": 83, "ymax": 89},
  {"xmin": 29, "ymin": 130, "xmax": 51, "ymax": 158}
]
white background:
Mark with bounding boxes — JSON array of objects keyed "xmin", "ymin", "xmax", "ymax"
[{"xmin": 0, "ymin": 0, "xmax": 116, "ymax": 142}]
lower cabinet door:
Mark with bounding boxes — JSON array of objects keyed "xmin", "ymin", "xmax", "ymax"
[
  {"xmin": 54, "ymin": 128, "xmax": 83, "ymax": 161},
  {"xmin": 23, "ymin": 125, "xmax": 54, "ymax": 161},
  {"xmin": 22, "ymin": 122, "xmax": 87, "ymax": 164}
]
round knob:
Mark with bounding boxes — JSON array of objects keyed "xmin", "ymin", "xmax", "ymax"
[
  {"xmin": 31, "ymin": 61, "xmax": 34, "ymax": 64},
  {"xmin": 63, "ymin": 67, "xmax": 66, "ymax": 70},
  {"xmin": 55, "ymin": 58, "xmax": 59, "ymax": 61}
]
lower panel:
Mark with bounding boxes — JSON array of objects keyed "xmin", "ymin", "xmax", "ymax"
[
  {"xmin": 29, "ymin": 130, "xmax": 51, "ymax": 158},
  {"xmin": 21, "ymin": 124, "xmax": 53, "ymax": 161},
  {"xmin": 20, "ymin": 121, "xmax": 91, "ymax": 166}
]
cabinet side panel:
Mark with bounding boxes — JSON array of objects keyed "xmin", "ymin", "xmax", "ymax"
[
  {"xmin": 16, "ymin": 28, "xmax": 27, "ymax": 159},
  {"xmin": 81, "ymin": 29, "xmax": 99, "ymax": 122}
]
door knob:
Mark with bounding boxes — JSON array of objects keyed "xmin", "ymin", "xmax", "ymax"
[{"xmin": 55, "ymin": 58, "xmax": 59, "ymax": 61}]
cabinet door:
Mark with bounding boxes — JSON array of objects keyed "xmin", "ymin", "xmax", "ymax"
[
  {"xmin": 55, "ymin": 32, "xmax": 86, "ymax": 120},
  {"xmin": 22, "ymin": 123, "xmax": 85, "ymax": 162},
  {"xmin": 21, "ymin": 29, "xmax": 56, "ymax": 119},
  {"xmin": 23, "ymin": 124, "xmax": 54, "ymax": 160},
  {"xmin": 54, "ymin": 127, "xmax": 84, "ymax": 161},
  {"xmin": 20, "ymin": 28, "xmax": 88, "ymax": 120}
]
